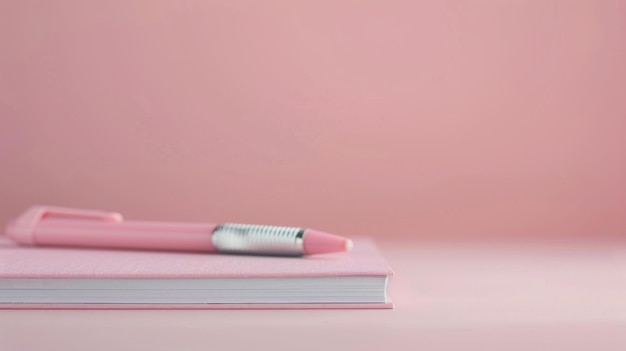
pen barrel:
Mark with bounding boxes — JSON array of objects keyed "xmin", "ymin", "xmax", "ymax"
[
  {"xmin": 212, "ymin": 224, "xmax": 306, "ymax": 256},
  {"xmin": 31, "ymin": 219, "xmax": 218, "ymax": 252},
  {"xmin": 28, "ymin": 219, "xmax": 306, "ymax": 255}
]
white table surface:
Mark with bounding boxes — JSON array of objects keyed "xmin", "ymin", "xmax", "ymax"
[{"xmin": 1, "ymin": 239, "xmax": 625, "ymax": 351}]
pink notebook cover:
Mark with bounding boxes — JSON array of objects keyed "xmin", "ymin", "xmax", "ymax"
[{"xmin": 0, "ymin": 236, "xmax": 393, "ymax": 309}]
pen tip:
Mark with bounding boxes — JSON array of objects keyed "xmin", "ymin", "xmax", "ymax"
[{"xmin": 303, "ymin": 230, "xmax": 352, "ymax": 255}]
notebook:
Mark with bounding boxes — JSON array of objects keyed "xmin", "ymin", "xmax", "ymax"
[{"xmin": 0, "ymin": 236, "xmax": 393, "ymax": 309}]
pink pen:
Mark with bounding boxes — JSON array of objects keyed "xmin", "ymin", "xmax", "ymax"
[{"xmin": 5, "ymin": 206, "xmax": 353, "ymax": 256}]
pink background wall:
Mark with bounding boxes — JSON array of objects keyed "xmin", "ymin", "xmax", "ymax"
[{"xmin": 1, "ymin": 1, "xmax": 625, "ymax": 239}]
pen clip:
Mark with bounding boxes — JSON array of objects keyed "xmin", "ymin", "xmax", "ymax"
[{"xmin": 6, "ymin": 206, "xmax": 123, "ymax": 245}]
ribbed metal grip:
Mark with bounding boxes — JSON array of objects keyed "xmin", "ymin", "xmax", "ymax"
[{"xmin": 211, "ymin": 223, "xmax": 305, "ymax": 256}]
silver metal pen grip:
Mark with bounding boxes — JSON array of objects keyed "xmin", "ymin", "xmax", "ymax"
[{"xmin": 211, "ymin": 223, "xmax": 305, "ymax": 256}]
